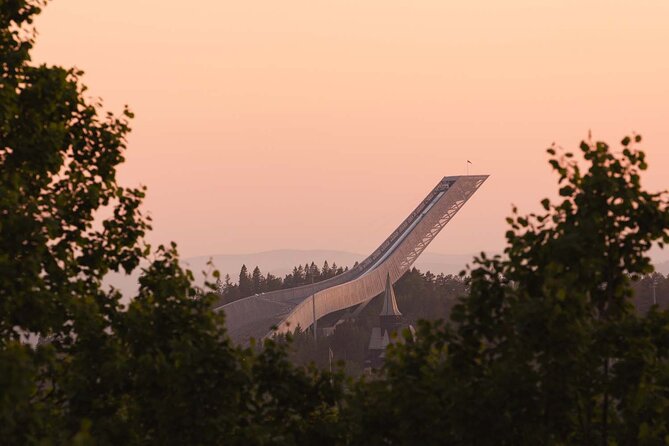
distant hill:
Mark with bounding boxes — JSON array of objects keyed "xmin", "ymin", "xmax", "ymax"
[
  {"xmin": 103, "ymin": 249, "xmax": 479, "ymax": 301},
  {"xmin": 184, "ymin": 249, "xmax": 477, "ymax": 279},
  {"xmin": 102, "ymin": 249, "xmax": 669, "ymax": 302},
  {"xmin": 415, "ymin": 252, "xmax": 479, "ymax": 275},
  {"xmin": 184, "ymin": 249, "xmax": 363, "ymax": 279}
]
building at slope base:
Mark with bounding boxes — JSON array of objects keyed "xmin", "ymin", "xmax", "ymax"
[
  {"xmin": 218, "ymin": 175, "xmax": 489, "ymax": 344},
  {"xmin": 364, "ymin": 273, "xmax": 414, "ymax": 370}
]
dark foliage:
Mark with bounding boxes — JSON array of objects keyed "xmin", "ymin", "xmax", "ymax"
[
  {"xmin": 288, "ymin": 268, "xmax": 466, "ymax": 373},
  {"xmin": 1, "ymin": 3, "xmax": 343, "ymax": 444},
  {"xmin": 3, "ymin": 3, "xmax": 669, "ymax": 445},
  {"xmin": 350, "ymin": 136, "xmax": 669, "ymax": 445},
  {"xmin": 215, "ymin": 260, "xmax": 348, "ymax": 305}
]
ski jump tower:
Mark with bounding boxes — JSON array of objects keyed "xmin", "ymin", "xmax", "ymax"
[{"xmin": 216, "ymin": 175, "xmax": 488, "ymax": 344}]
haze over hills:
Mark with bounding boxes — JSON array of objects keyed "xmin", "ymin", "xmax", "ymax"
[
  {"xmin": 104, "ymin": 249, "xmax": 669, "ymax": 301},
  {"xmin": 186, "ymin": 249, "xmax": 667, "ymax": 280},
  {"xmin": 658, "ymin": 261, "xmax": 669, "ymax": 275},
  {"xmin": 104, "ymin": 249, "xmax": 478, "ymax": 300},
  {"xmin": 184, "ymin": 249, "xmax": 476, "ymax": 279}
]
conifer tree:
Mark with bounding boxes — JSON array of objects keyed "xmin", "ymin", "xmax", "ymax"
[
  {"xmin": 238, "ymin": 264, "xmax": 252, "ymax": 297},
  {"xmin": 251, "ymin": 266, "xmax": 264, "ymax": 294},
  {"xmin": 310, "ymin": 262, "xmax": 320, "ymax": 282}
]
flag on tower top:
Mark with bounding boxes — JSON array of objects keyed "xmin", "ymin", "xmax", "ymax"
[{"xmin": 467, "ymin": 160, "xmax": 473, "ymax": 164}]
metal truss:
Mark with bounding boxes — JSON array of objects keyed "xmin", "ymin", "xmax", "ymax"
[{"xmin": 218, "ymin": 175, "xmax": 489, "ymax": 344}]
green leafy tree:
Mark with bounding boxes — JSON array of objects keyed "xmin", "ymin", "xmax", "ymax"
[
  {"xmin": 0, "ymin": 2, "xmax": 345, "ymax": 444},
  {"xmin": 8, "ymin": 3, "xmax": 669, "ymax": 446},
  {"xmin": 349, "ymin": 136, "xmax": 669, "ymax": 445},
  {"xmin": 1, "ymin": 0, "xmax": 146, "ymax": 439}
]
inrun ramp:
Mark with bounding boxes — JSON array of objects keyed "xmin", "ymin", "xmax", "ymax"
[{"xmin": 216, "ymin": 175, "xmax": 488, "ymax": 344}]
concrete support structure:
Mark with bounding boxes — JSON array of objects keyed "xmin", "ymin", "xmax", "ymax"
[
  {"xmin": 365, "ymin": 273, "xmax": 406, "ymax": 370},
  {"xmin": 216, "ymin": 175, "xmax": 488, "ymax": 344}
]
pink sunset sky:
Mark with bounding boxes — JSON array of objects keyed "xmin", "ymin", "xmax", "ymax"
[{"xmin": 32, "ymin": 1, "xmax": 669, "ymax": 260}]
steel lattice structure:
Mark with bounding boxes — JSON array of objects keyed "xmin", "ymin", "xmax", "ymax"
[{"xmin": 216, "ymin": 175, "xmax": 488, "ymax": 344}]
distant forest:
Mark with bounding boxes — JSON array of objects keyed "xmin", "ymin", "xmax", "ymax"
[
  {"xmin": 213, "ymin": 260, "xmax": 352, "ymax": 305},
  {"xmin": 215, "ymin": 262, "xmax": 669, "ymax": 315},
  {"xmin": 215, "ymin": 263, "xmax": 669, "ymax": 374},
  {"xmin": 289, "ymin": 267, "xmax": 469, "ymax": 375}
]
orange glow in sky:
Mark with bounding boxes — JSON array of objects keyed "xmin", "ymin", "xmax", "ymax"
[{"xmin": 32, "ymin": 0, "xmax": 669, "ymax": 259}]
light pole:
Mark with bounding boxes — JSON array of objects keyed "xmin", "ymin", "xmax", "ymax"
[
  {"xmin": 311, "ymin": 276, "xmax": 318, "ymax": 345},
  {"xmin": 312, "ymin": 293, "xmax": 318, "ymax": 344}
]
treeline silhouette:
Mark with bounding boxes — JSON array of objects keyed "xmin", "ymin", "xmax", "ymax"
[
  {"xmin": 289, "ymin": 268, "xmax": 669, "ymax": 374},
  {"xmin": 214, "ymin": 260, "xmax": 351, "ymax": 305},
  {"xmin": 289, "ymin": 267, "xmax": 468, "ymax": 374},
  {"xmin": 5, "ymin": 4, "xmax": 669, "ymax": 443}
]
